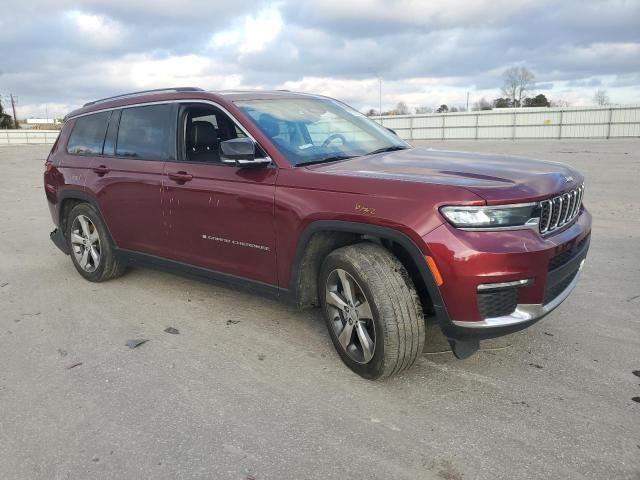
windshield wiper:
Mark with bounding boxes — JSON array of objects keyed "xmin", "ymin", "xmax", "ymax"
[
  {"xmin": 296, "ymin": 155, "xmax": 359, "ymax": 167},
  {"xmin": 365, "ymin": 146, "xmax": 409, "ymax": 156}
]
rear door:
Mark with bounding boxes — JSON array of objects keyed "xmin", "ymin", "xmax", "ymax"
[
  {"xmin": 161, "ymin": 103, "xmax": 278, "ymax": 285},
  {"xmin": 59, "ymin": 111, "xmax": 112, "ymax": 195},
  {"xmin": 84, "ymin": 103, "xmax": 177, "ymax": 256}
]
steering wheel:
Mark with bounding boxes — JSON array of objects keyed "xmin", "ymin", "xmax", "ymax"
[{"xmin": 321, "ymin": 134, "xmax": 347, "ymax": 148}]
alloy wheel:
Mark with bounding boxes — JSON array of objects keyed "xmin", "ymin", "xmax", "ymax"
[
  {"xmin": 325, "ymin": 269, "xmax": 376, "ymax": 364},
  {"xmin": 70, "ymin": 215, "xmax": 101, "ymax": 272}
]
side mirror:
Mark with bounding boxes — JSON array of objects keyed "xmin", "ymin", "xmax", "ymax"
[
  {"xmin": 220, "ymin": 138, "xmax": 270, "ymax": 166},
  {"xmin": 386, "ymin": 127, "xmax": 398, "ymax": 136}
]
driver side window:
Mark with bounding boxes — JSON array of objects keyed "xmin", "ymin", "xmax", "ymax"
[{"xmin": 181, "ymin": 104, "xmax": 264, "ymax": 163}]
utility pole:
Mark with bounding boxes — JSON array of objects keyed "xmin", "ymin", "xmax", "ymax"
[
  {"xmin": 379, "ymin": 77, "xmax": 382, "ymax": 117},
  {"xmin": 10, "ymin": 94, "xmax": 18, "ymax": 128},
  {"xmin": 466, "ymin": 92, "xmax": 469, "ymax": 112}
]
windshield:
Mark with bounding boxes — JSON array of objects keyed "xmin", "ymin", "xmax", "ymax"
[{"xmin": 235, "ymin": 97, "xmax": 409, "ymax": 166}]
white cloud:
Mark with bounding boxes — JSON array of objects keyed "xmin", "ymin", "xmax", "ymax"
[
  {"xmin": 288, "ymin": 0, "xmax": 552, "ymax": 28},
  {"xmin": 3, "ymin": 0, "xmax": 639, "ymax": 118},
  {"xmin": 66, "ymin": 10, "xmax": 127, "ymax": 48},
  {"xmin": 210, "ymin": 7, "xmax": 283, "ymax": 55}
]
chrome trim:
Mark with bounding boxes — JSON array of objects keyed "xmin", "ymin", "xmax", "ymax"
[
  {"xmin": 540, "ymin": 199, "xmax": 553, "ymax": 232},
  {"xmin": 561, "ymin": 193, "xmax": 571, "ymax": 224},
  {"xmin": 443, "ymin": 202, "xmax": 538, "ymax": 211},
  {"xmin": 538, "ymin": 184, "xmax": 584, "ymax": 236},
  {"xmin": 452, "ymin": 259, "xmax": 585, "ymax": 329},
  {"xmin": 551, "ymin": 196, "xmax": 563, "ymax": 229},
  {"xmin": 477, "ymin": 278, "xmax": 533, "ymax": 291},
  {"xmin": 222, "ymin": 157, "xmax": 272, "ymax": 166}
]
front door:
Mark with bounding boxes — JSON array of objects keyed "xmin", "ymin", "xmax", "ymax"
[{"xmin": 161, "ymin": 103, "xmax": 278, "ymax": 285}]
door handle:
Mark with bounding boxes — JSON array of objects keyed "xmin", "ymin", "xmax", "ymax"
[
  {"xmin": 93, "ymin": 165, "xmax": 110, "ymax": 176},
  {"xmin": 168, "ymin": 171, "xmax": 193, "ymax": 183}
]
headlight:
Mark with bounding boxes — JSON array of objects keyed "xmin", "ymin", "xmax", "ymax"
[{"xmin": 440, "ymin": 204, "xmax": 538, "ymax": 229}]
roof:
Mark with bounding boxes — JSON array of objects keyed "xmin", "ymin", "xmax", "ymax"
[{"xmin": 65, "ymin": 87, "xmax": 319, "ymax": 120}]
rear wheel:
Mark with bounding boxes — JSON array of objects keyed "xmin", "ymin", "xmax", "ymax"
[
  {"xmin": 319, "ymin": 243, "xmax": 425, "ymax": 379},
  {"xmin": 66, "ymin": 203, "xmax": 126, "ymax": 282}
]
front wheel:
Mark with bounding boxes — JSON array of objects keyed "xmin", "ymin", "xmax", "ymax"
[{"xmin": 319, "ymin": 243, "xmax": 426, "ymax": 379}]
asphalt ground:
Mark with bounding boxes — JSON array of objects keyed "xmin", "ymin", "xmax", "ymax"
[{"xmin": 1, "ymin": 139, "xmax": 639, "ymax": 479}]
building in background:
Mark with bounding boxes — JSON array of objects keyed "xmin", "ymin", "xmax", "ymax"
[{"xmin": 20, "ymin": 118, "xmax": 63, "ymax": 130}]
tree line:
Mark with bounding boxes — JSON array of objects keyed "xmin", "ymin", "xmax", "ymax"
[{"xmin": 368, "ymin": 67, "xmax": 612, "ymax": 116}]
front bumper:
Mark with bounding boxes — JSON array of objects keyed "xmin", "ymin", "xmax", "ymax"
[
  {"xmin": 423, "ymin": 208, "xmax": 591, "ymax": 340},
  {"xmin": 451, "ymin": 256, "xmax": 586, "ymax": 339}
]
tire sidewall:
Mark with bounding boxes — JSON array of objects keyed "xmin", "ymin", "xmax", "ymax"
[
  {"xmin": 66, "ymin": 203, "xmax": 113, "ymax": 282},
  {"xmin": 319, "ymin": 254, "xmax": 386, "ymax": 380}
]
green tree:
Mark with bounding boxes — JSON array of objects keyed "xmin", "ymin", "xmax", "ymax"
[
  {"xmin": 0, "ymin": 99, "xmax": 14, "ymax": 129},
  {"xmin": 472, "ymin": 98, "xmax": 493, "ymax": 111},
  {"xmin": 493, "ymin": 97, "xmax": 512, "ymax": 108},
  {"xmin": 523, "ymin": 94, "xmax": 550, "ymax": 107},
  {"xmin": 436, "ymin": 104, "xmax": 449, "ymax": 113}
]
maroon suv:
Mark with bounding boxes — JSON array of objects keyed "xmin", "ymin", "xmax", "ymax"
[{"xmin": 44, "ymin": 88, "xmax": 591, "ymax": 379}]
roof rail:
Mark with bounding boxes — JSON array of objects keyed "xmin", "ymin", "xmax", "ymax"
[{"xmin": 83, "ymin": 87, "xmax": 205, "ymax": 107}]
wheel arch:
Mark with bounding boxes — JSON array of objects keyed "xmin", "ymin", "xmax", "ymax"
[
  {"xmin": 289, "ymin": 220, "xmax": 449, "ymax": 325},
  {"xmin": 57, "ymin": 190, "xmax": 115, "ymax": 244}
]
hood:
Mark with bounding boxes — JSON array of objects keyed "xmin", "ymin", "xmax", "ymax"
[{"xmin": 310, "ymin": 148, "xmax": 583, "ymax": 203}]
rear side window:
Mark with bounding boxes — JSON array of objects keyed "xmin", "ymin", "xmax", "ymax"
[
  {"xmin": 66, "ymin": 112, "xmax": 111, "ymax": 155},
  {"xmin": 116, "ymin": 104, "xmax": 177, "ymax": 160}
]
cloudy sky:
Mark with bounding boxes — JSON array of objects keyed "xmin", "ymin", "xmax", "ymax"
[{"xmin": 1, "ymin": 0, "xmax": 639, "ymax": 118}]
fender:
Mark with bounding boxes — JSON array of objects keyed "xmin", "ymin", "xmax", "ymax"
[{"xmin": 289, "ymin": 220, "xmax": 452, "ymax": 329}]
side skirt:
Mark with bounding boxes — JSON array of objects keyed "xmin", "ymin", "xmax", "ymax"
[{"xmin": 115, "ymin": 248, "xmax": 291, "ymax": 303}]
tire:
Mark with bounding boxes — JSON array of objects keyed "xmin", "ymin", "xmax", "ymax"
[
  {"xmin": 319, "ymin": 243, "xmax": 426, "ymax": 379},
  {"xmin": 66, "ymin": 203, "xmax": 126, "ymax": 282}
]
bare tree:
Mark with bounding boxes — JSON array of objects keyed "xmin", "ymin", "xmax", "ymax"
[
  {"xmin": 501, "ymin": 67, "xmax": 535, "ymax": 108},
  {"xmin": 394, "ymin": 101, "xmax": 410, "ymax": 115},
  {"xmin": 593, "ymin": 90, "xmax": 610, "ymax": 106},
  {"xmin": 550, "ymin": 98, "xmax": 571, "ymax": 108},
  {"xmin": 415, "ymin": 106, "xmax": 433, "ymax": 114}
]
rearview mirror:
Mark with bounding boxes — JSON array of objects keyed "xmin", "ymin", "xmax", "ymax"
[{"xmin": 220, "ymin": 138, "xmax": 270, "ymax": 166}]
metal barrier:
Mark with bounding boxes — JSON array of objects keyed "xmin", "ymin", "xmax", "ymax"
[
  {"xmin": 372, "ymin": 105, "xmax": 640, "ymax": 141},
  {"xmin": 0, "ymin": 130, "xmax": 60, "ymax": 145},
  {"xmin": 3, "ymin": 104, "xmax": 639, "ymax": 145}
]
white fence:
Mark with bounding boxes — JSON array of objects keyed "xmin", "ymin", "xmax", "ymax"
[
  {"xmin": 0, "ymin": 129, "xmax": 60, "ymax": 145},
  {"xmin": 2, "ymin": 104, "xmax": 640, "ymax": 145},
  {"xmin": 373, "ymin": 105, "xmax": 640, "ymax": 141}
]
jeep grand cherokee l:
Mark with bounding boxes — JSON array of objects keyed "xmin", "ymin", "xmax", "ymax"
[{"xmin": 44, "ymin": 87, "xmax": 591, "ymax": 379}]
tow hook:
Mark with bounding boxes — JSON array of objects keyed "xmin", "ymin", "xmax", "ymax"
[{"xmin": 448, "ymin": 338, "xmax": 480, "ymax": 360}]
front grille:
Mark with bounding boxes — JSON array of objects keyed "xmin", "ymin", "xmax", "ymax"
[
  {"xmin": 544, "ymin": 267, "xmax": 580, "ymax": 304},
  {"xmin": 539, "ymin": 185, "xmax": 584, "ymax": 235},
  {"xmin": 477, "ymin": 288, "xmax": 519, "ymax": 319},
  {"xmin": 548, "ymin": 235, "xmax": 590, "ymax": 271}
]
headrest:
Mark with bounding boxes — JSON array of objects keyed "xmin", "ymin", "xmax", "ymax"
[
  {"xmin": 258, "ymin": 113, "xmax": 280, "ymax": 138},
  {"xmin": 191, "ymin": 121, "xmax": 218, "ymax": 148}
]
